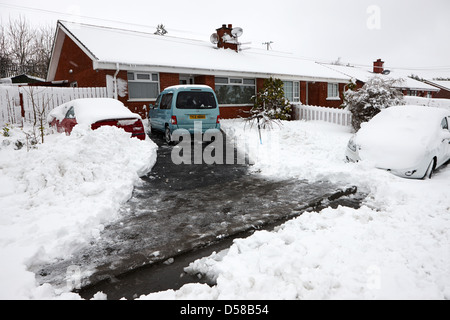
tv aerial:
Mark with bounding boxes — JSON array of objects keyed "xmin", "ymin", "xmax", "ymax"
[{"xmin": 231, "ymin": 27, "xmax": 243, "ymax": 38}]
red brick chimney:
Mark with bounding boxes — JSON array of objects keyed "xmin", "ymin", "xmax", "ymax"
[
  {"xmin": 215, "ymin": 24, "xmax": 238, "ymax": 52},
  {"xmin": 373, "ymin": 59, "xmax": 384, "ymax": 74}
]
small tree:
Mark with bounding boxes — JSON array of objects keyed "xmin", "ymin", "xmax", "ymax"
[
  {"xmin": 247, "ymin": 77, "xmax": 292, "ymax": 129},
  {"xmin": 344, "ymin": 75, "xmax": 405, "ymax": 131}
]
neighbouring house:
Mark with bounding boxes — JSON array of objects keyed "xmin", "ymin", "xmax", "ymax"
[
  {"xmin": 46, "ymin": 21, "xmax": 351, "ymax": 118},
  {"xmin": 322, "ymin": 59, "xmax": 440, "ymax": 99},
  {"xmin": 421, "ymin": 80, "xmax": 450, "ymax": 99}
]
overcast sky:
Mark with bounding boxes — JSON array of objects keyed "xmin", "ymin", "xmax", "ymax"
[{"xmin": 1, "ymin": 0, "xmax": 449, "ymax": 79}]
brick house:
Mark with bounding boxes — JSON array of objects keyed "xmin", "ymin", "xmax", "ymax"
[
  {"xmin": 47, "ymin": 21, "xmax": 351, "ymax": 118},
  {"xmin": 421, "ymin": 80, "xmax": 450, "ymax": 99},
  {"xmin": 322, "ymin": 59, "xmax": 439, "ymax": 98}
]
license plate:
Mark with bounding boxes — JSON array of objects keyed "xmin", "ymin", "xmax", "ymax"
[{"xmin": 190, "ymin": 115, "xmax": 206, "ymax": 119}]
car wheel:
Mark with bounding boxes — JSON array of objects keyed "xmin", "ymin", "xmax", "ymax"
[
  {"xmin": 424, "ymin": 158, "xmax": 436, "ymax": 179},
  {"xmin": 165, "ymin": 126, "xmax": 173, "ymax": 145}
]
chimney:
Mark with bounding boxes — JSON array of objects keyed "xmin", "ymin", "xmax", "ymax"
[
  {"xmin": 215, "ymin": 24, "xmax": 238, "ymax": 52},
  {"xmin": 373, "ymin": 59, "xmax": 384, "ymax": 74}
]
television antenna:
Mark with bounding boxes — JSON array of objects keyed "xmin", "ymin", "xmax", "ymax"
[{"xmin": 231, "ymin": 27, "xmax": 243, "ymax": 38}]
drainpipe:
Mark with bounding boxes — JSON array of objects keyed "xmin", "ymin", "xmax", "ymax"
[{"xmin": 113, "ymin": 63, "xmax": 120, "ymax": 100}]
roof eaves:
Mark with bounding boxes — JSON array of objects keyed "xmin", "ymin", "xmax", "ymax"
[{"xmin": 94, "ymin": 60, "xmax": 349, "ymax": 83}]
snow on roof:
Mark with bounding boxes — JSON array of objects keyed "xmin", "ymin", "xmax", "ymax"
[
  {"xmin": 321, "ymin": 64, "xmax": 439, "ymax": 92},
  {"xmin": 56, "ymin": 21, "xmax": 349, "ymax": 82}
]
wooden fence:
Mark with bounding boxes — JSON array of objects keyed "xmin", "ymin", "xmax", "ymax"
[
  {"xmin": 0, "ymin": 86, "xmax": 110, "ymax": 125},
  {"xmin": 292, "ymin": 103, "xmax": 352, "ymax": 127}
]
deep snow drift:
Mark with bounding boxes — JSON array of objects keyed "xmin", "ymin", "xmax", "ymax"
[{"xmin": 0, "ymin": 125, "xmax": 157, "ymax": 299}]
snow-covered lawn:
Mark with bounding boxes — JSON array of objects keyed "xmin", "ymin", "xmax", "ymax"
[
  {"xmin": 0, "ymin": 124, "xmax": 157, "ymax": 299},
  {"xmin": 141, "ymin": 119, "xmax": 450, "ymax": 300},
  {"xmin": 1, "ymin": 119, "xmax": 449, "ymax": 299}
]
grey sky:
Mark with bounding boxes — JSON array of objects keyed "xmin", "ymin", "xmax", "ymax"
[{"xmin": 1, "ymin": 0, "xmax": 449, "ymax": 79}]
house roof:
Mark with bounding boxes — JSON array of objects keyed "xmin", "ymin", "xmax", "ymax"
[
  {"xmin": 48, "ymin": 20, "xmax": 350, "ymax": 83},
  {"xmin": 320, "ymin": 63, "xmax": 439, "ymax": 92}
]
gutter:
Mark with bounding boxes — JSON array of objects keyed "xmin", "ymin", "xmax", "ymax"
[{"xmin": 93, "ymin": 61, "xmax": 350, "ymax": 84}]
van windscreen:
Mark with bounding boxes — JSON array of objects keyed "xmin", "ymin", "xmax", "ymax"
[{"xmin": 176, "ymin": 91, "xmax": 217, "ymax": 109}]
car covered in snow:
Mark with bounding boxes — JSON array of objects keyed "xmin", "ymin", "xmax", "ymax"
[
  {"xmin": 47, "ymin": 98, "xmax": 146, "ymax": 140},
  {"xmin": 345, "ymin": 105, "xmax": 450, "ymax": 179},
  {"xmin": 148, "ymin": 85, "xmax": 220, "ymax": 144}
]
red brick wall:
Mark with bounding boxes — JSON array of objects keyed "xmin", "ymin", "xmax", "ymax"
[
  {"xmin": 434, "ymin": 89, "xmax": 450, "ymax": 99},
  {"xmin": 160, "ymin": 73, "xmax": 179, "ymax": 90},
  {"xmin": 307, "ymin": 81, "xmax": 345, "ymax": 108},
  {"xmin": 54, "ymin": 35, "xmax": 109, "ymax": 87},
  {"xmin": 220, "ymin": 106, "xmax": 252, "ymax": 119},
  {"xmin": 194, "ymin": 75, "xmax": 215, "ymax": 89}
]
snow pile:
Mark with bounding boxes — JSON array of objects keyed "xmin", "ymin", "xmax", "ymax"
[
  {"xmin": 0, "ymin": 125, "xmax": 157, "ymax": 299},
  {"xmin": 140, "ymin": 119, "xmax": 450, "ymax": 300}
]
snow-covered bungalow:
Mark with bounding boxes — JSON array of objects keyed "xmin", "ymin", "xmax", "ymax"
[
  {"xmin": 321, "ymin": 59, "xmax": 439, "ymax": 98},
  {"xmin": 421, "ymin": 80, "xmax": 450, "ymax": 99},
  {"xmin": 47, "ymin": 21, "xmax": 351, "ymax": 118}
]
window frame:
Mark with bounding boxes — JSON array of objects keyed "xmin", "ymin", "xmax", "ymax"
[
  {"xmin": 214, "ymin": 77, "xmax": 256, "ymax": 106},
  {"xmin": 127, "ymin": 71, "xmax": 160, "ymax": 101},
  {"xmin": 283, "ymin": 80, "xmax": 300, "ymax": 103},
  {"xmin": 327, "ymin": 82, "xmax": 340, "ymax": 100}
]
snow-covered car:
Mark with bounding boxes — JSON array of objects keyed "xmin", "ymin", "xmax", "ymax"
[
  {"xmin": 47, "ymin": 98, "xmax": 146, "ymax": 140},
  {"xmin": 345, "ymin": 105, "xmax": 450, "ymax": 179}
]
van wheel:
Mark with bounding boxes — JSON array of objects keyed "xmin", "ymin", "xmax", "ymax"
[{"xmin": 165, "ymin": 126, "xmax": 173, "ymax": 145}]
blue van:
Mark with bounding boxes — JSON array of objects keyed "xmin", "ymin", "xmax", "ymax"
[{"xmin": 148, "ymin": 85, "xmax": 221, "ymax": 143}]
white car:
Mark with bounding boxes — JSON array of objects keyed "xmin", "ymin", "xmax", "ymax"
[{"xmin": 345, "ymin": 105, "xmax": 450, "ymax": 179}]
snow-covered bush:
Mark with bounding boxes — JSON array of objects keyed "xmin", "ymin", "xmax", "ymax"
[
  {"xmin": 248, "ymin": 77, "xmax": 292, "ymax": 129},
  {"xmin": 344, "ymin": 76, "xmax": 405, "ymax": 131}
]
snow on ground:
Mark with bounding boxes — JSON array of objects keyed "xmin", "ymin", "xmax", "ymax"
[
  {"xmin": 1, "ymin": 118, "xmax": 449, "ymax": 300},
  {"xmin": 0, "ymin": 124, "xmax": 157, "ymax": 299},
  {"xmin": 140, "ymin": 119, "xmax": 450, "ymax": 300}
]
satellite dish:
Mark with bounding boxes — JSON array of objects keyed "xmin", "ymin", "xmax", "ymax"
[
  {"xmin": 231, "ymin": 27, "xmax": 243, "ymax": 38},
  {"xmin": 210, "ymin": 33, "xmax": 219, "ymax": 44}
]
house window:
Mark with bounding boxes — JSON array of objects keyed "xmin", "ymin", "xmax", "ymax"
[
  {"xmin": 127, "ymin": 72, "xmax": 159, "ymax": 100},
  {"xmin": 283, "ymin": 81, "xmax": 300, "ymax": 102},
  {"xmin": 327, "ymin": 83, "xmax": 339, "ymax": 100},
  {"xmin": 214, "ymin": 77, "xmax": 256, "ymax": 105},
  {"xmin": 407, "ymin": 89, "xmax": 417, "ymax": 96}
]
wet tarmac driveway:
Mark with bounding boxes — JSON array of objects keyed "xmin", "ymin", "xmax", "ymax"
[{"xmin": 32, "ymin": 131, "xmax": 362, "ymax": 298}]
